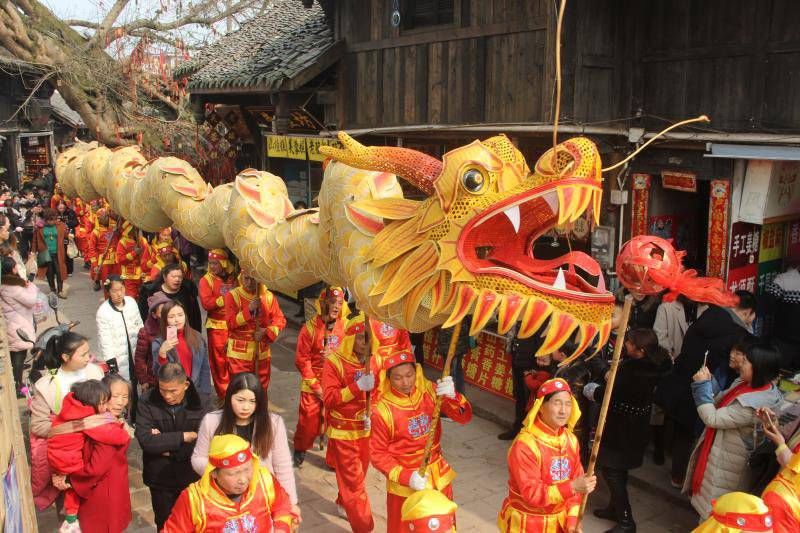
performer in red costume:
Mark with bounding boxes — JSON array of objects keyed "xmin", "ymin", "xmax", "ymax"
[
  {"xmin": 224, "ymin": 272, "xmax": 285, "ymax": 393},
  {"xmin": 497, "ymin": 378, "xmax": 597, "ymax": 533},
  {"xmin": 293, "ymin": 287, "xmax": 345, "ymax": 467},
  {"xmin": 89, "ymin": 210, "xmax": 120, "ymax": 292},
  {"xmin": 114, "ymin": 220, "xmax": 144, "ymax": 298},
  {"xmin": 146, "ymin": 241, "xmax": 189, "ymax": 282},
  {"xmin": 370, "ymin": 348, "xmax": 472, "ymax": 532},
  {"xmin": 758, "ymin": 407, "xmax": 800, "ymax": 533},
  {"xmin": 199, "ymin": 249, "xmax": 235, "ymax": 397},
  {"xmin": 163, "ymin": 434, "xmax": 296, "ymax": 532},
  {"xmin": 322, "ymin": 313, "xmax": 376, "ymax": 532}
]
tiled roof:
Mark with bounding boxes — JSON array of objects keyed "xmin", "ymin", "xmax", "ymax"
[
  {"xmin": 177, "ymin": 0, "xmax": 336, "ymax": 92},
  {"xmin": 50, "ymin": 91, "xmax": 85, "ymax": 128}
]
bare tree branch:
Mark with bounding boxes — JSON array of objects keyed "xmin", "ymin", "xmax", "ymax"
[{"xmin": 85, "ymin": 0, "xmax": 130, "ymax": 49}]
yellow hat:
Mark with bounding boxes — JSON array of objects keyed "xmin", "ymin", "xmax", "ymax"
[
  {"xmin": 208, "ymin": 248, "xmax": 233, "ymax": 273},
  {"xmin": 199, "ymin": 434, "xmax": 258, "ymax": 495},
  {"xmin": 522, "ymin": 378, "xmax": 581, "ymax": 432},
  {"xmin": 693, "ymin": 492, "xmax": 773, "ymax": 533},
  {"xmin": 339, "ymin": 312, "xmax": 368, "ymax": 358},
  {"xmin": 401, "ymin": 489, "xmax": 457, "ymax": 532}
]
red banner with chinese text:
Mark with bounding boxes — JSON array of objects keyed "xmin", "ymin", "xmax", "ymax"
[
  {"xmin": 423, "ymin": 330, "xmax": 513, "ymax": 400},
  {"xmin": 707, "ymin": 180, "xmax": 731, "ymax": 279},
  {"xmin": 661, "ymin": 171, "xmax": 698, "ymax": 192},
  {"xmin": 631, "ymin": 174, "xmax": 650, "ymax": 237}
]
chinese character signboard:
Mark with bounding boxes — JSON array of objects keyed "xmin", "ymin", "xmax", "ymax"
[
  {"xmin": 266, "ymin": 135, "xmax": 289, "ymax": 158},
  {"xmin": 727, "ymin": 262, "xmax": 758, "ymax": 294},
  {"xmin": 728, "ymin": 221, "xmax": 761, "ymax": 270},
  {"xmin": 631, "ymin": 174, "xmax": 650, "ymax": 237},
  {"xmin": 423, "ymin": 330, "xmax": 513, "ymax": 400},
  {"xmin": 661, "ymin": 171, "xmax": 697, "ymax": 192},
  {"xmin": 759, "ymin": 222, "xmax": 785, "ymax": 264},
  {"xmin": 788, "ymin": 220, "xmax": 800, "ymax": 261},
  {"xmin": 266, "ymin": 135, "xmax": 343, "ymax": 162},
  {"xmin": 286, "ymin": 137, "xmax": 307, "ymax": 160},
  {"xmin": 707, "ymin": 180, "xmax": 731, "ymax": 279}
]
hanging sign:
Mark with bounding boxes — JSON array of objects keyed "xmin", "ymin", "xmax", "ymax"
[
  {"xmin": 707, "ymin": 179, "xmax": 730, "ymax": 279},
  {"xmin": 630, "ymin": 173, "xmax": 650, "ymax": 237},
  {"xmin": 266, "ymin": 135, "xmax": 289, "ymax": 158},
  {"xmin": 661, "ymin": 171, "xmax": 697, "ymax": 192}
]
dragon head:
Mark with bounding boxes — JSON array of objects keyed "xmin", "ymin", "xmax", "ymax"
[{"xmin": 321, "ymin": 133, "xmax": 614, "ymax": 357}]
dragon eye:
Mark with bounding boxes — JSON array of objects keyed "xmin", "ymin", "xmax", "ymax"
[{"xmin": 461, "ymin": 168, "xmax": 487, "ymax": 194}]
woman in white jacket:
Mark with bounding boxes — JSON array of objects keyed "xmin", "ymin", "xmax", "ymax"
[{"xmin": 96, "ymin": 276, "xmax": 143, "ymax": 383}]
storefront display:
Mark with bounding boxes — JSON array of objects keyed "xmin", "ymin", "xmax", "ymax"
[{"xmin": 20, "ymin": 134, "xmax": 51, "ymax": 182}]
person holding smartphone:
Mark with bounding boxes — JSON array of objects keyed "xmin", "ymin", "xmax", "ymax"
[{"xmin": 152, "ymin": 300, "xmax": 212, "ymax": 399}]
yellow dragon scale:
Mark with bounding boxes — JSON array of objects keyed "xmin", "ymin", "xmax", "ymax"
[{"xmin": 56, "ymin": 133, "xmax": 615, "ymax": 356}]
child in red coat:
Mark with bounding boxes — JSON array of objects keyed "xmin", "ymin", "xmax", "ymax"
[{"xmin": 47, "ymin": 380, "xmax": 131, "ymax": 530}]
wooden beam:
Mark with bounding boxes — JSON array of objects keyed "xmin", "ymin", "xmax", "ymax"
[{"xmin": 347, "ymin": 19, "xmax": 547, "ymax": 53}]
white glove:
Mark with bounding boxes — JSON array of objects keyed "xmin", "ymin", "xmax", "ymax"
[
  {"xmin": 363, "ymin": 415, "xmax": 371, "ymax": 431},
  {"xmin": 409, "ymin": 471, "xmax": 429, "ymax": 491},
  {"xmin": 436, "ymin": 376, "xmax": 456, "ymax": 399},
  {"xmin": 583, "ymin": 382, "xmax": 600, "ymax": 402},
  {"xmin": 356, "ymin": 373, "xmax": 375, "ymax": 392}
]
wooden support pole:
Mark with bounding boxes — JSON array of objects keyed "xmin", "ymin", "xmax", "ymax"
[
  {"xmin": 577, "ymin": 295, "xmax": 633, "ymax": 523},
  {"xmin": 418, "ymin": 319, "xmax": 463, "ymax": 476}
]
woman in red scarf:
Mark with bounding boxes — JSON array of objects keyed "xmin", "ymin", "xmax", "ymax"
[
  {"xmin": 152, "ymin": 300, "xmax": 212, "ymax": 398},
  {"xmin": 685, "ymin": 343, "xmax": 782, "ymax": 519}
]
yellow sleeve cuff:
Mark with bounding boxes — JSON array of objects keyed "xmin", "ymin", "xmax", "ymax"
[
  {"xmin": 235, "ymin": 313, "xmax": 247, "ymax": 326},
  {"xmin": 388, "ymin": 465, "xmax": 403, "ymax": 483},
  {"xmin": 341, "ymin": 386, "xmax": 355, "ymax": 403},
  {"xmin": 547, "ymin": 485, "xmax": 564, "ymax": 505},
  {"xmin": 216, "ymin": 296, "xmax": 224, "ymax": 307}
]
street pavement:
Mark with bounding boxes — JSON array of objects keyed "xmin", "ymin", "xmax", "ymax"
[{"xmin": 30, "ymin": 268, "xmax": 700, "ymax": 532}]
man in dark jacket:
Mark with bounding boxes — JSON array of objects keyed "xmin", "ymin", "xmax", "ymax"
[
  {"xmin": 658, "ymin": 289, "xmax": 756, "ymax": 486},
  {"xmin": 137, "ymin": 262, "xmax": 203, "ymax": 331},
  {"xmin": 135, "ymin": 362, "xmax": 208, "ymax": 530}
]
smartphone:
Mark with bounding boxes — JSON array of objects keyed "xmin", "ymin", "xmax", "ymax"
[{"xmin": 166, "ymin": 325, "xmax": 178, "ymax": 343}]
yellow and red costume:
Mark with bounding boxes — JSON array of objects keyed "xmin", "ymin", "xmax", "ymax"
[
  {"xmin": 498, "ymin": 378, "xmax": 584, "ymax": 533},
  {"xmin": 693, "ymin": 491, "xmax": 774, "ymax": 533},
  {"xmin": 294, "ymin": 287, "xmax": 346, "ymax": 453},
  {"xmin": 89, "ymin": 213, "xmax": 120, "ymax": 285},
  {"xmin": 762, "ymin": 441, "xmax": 800, "ymax": 533},
  {"xmin": 114, "ymin": 220, "xmax": 143, "ymax": 298},
  {"xmin": 163, "ymin": 434, "xmax": 295, "ymax": 532},
  {"xmin": 199, "ymin": 249, "xmax": 235, "ymax": 397},
  {"xmin": 146, "ymin": 241, "xmax": 189, "ymax": 282},
  {"xmin": 322, "ymin": 314, "xmax": 376, "ymax": 533},
  {"xmin": 401, "ymin": 489, "xmax": 457, "ymax": 532},
  {"xmin": 73, "ymin": 198, "xmax": 92, "ymax": 259},
  {"xmin": 224, "ymin": 280, "xmax": 286, "ymax": 392},
  {"xmin": 370, "ymin": 350, "xmax": 472, "ymax": 532},
  {"xmin": 369, "ymin": 318, "xmax": 412, "ymax": 367}
]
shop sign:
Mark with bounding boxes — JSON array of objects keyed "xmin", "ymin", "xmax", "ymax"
[
  {"xmin": 265, "ymin": 135, "xmax": 289, "ymax": 158},
  {"xmin": 788, "ymin": 220, "xmax": 800, "ymax": 260},
  {"xmin": 759, "ymin": 222, "xmax": 785, "ymax": 264},
  {"xmin": 728, "ymin": 221, "xmax": 760, "ymax": 270},
  {"xmin": 757, "ymin": 259, "xmax": 783, "ymax": 296},
  {"xmin": 307, "ymin": 137, "xmax": 343, "ymax": 162},
  {"xmin": 661, "ymin": 171, "xmax": 697, "ymax": 192},
  {"xmin": 727, "ymin": 262, "xmax": 758, "ymax": 294},
  {"xmin": 286, "ymin": 137, "xmax": 307, "ymax": 160}
]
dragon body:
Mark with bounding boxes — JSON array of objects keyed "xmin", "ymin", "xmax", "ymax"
[{"xmin": 56, "ymin": 133, "xmax": 614, "ymax": 357}]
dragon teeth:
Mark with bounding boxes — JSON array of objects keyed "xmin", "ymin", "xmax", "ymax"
[
  {"xmin": 503, "ymin": 205, "xmax": 521, "ymax": 233},
  {"xmin": 553, "ymin": 268, "xmax": 567, "ymax": 290}
]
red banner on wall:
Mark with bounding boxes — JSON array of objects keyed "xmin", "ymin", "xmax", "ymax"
[
  {"xmin": 631, "ymin": 174, "xmax": 651, "ymax": 237},
  {"xmin": 423, "ymin": 330, "xmax": 513, "ymax": 400},
  {"xmin": 661, "ymin": 171, "xmax": 698, "ymax": 192},
  {"xmin": 707, "ymin": 180, "xmax": 731, "ymax": 279}
]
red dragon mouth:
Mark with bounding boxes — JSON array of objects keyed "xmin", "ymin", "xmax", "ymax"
[{"xmin": 458, "ymin": 179, "xmax": 613, "ymax": 303}]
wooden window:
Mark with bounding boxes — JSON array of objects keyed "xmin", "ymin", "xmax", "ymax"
[{"xmin": 403, "ymin": 0, "xmax": 455, "ymax": 29}]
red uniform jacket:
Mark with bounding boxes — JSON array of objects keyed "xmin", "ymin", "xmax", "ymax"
[
  {"xmin": 322, "ymin": 349, "xmax": 380, "ymax": 441},
  {"xmin": 47, "ymin": 393, "xmax": 130, "ymax": 475},
  {"xmin": 498, "ymin": 419, "xmax": 584, "ymax": 533},
  {"xmin": 370, "ymin": 366, "xmax": 472, "ymax": 497},
  {"xmin": 115, "ymin": 234, "xmax": 142, "ymax": 281},
  {"xmin": 199, "ymin": 272, "xmax": 233, "ymax": 330},
  {"xmin": 762, "ymin": 442, "xmax": 800, "ymax": 533},
  {"xmin": 296, "ymin": 315, "xmax": 345, "ymax": 395},
  {"xmin": 89, "ymin": 224, "xmax": 118, "ymax": 268},
  {"xmin": 224, "ymin": 286, "xmax": 286, "ymax": 361},
  {"xmin": 162, "ymin": 465, "xmax": 294, "ymax": 532}
]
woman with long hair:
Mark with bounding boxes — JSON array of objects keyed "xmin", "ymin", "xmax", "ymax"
[
  {"xmin": 152, "ymin": 299, "xmax": 211, "ymax": 396},
  {"xmin": 191, "ymin": 372, "xmax": 299, "ymax": 514},
  {"xmin": 0, "ymin": 255, "xmax": 38, "ymax": 396},
  {"xmin": 28, "ymin": 331, "xmax": 105, "ymax": 511}
]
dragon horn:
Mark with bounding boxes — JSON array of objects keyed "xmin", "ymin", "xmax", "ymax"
[{"xmin": 319, "ymin": 132, "xmax": 442, "ymax": 195}]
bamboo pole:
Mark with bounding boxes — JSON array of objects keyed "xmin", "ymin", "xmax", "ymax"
[
  {"xmin": 418, "ymin": 319, "xmax": 464, "ymax": 476},
  {"xmin": 577, "ymin": 295, "xmax": 633, "ymax": 523}
]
